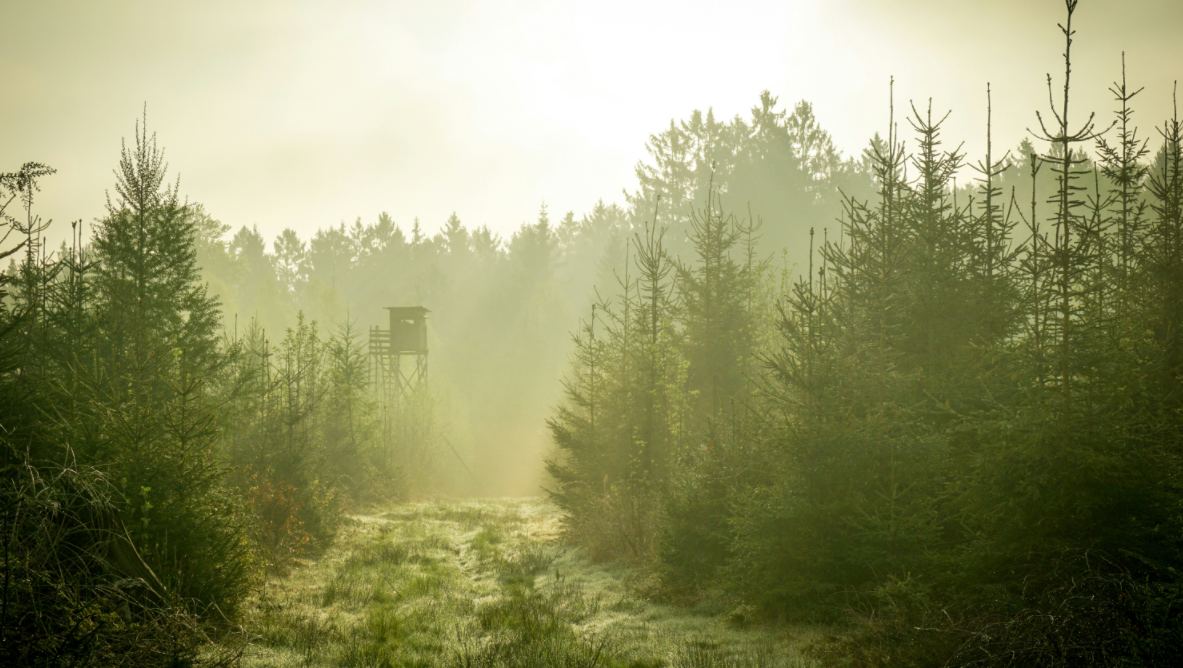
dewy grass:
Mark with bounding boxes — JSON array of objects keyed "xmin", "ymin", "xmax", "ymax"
[{"xmin": 213, "ymin": 498, "xmax": 824, "ymax": 667}]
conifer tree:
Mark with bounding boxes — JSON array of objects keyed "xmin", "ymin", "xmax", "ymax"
[
  {"xmin": 1031, "ymin": 0, "xmax": 1108, "ymax": 400},
  {"xmin": 86, "ymin": 111, "xmax": 248, "ymax": 613},
  {"xmin": 1144, "ymin": 84, "xmax": 1183, "ymax": 410},
  {"xmin": 1097, "ymin": 53, "xmax": 1150, "ymax": 321}
]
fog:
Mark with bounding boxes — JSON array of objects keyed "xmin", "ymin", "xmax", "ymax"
[
  {"xmin": 4, "ymin": 1, "xmax": 1183, "ymax": 664},
  {"xmin": 5, "ymin": 1, "xmax": 1180, "ymax": 245}
]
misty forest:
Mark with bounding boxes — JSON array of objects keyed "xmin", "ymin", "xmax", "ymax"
[{"xmin": 4, "ymin": 0, "xmax": 1183, "ymax": 665}]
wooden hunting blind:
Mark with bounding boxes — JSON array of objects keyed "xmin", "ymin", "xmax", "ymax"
[
  {"xmin": 387, "ymin": 306, "xmax": 429, "ymax": 354},
  {"xmin": 369, "ymin": 306, "xmax": 429, "ymax": 409}
]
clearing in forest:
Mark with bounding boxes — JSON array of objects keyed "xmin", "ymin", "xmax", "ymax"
[{"xmin": 218, "ymin": 498, "xmax": 825, "ymax": 667}]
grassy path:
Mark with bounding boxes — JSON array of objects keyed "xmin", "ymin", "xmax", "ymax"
[{"xmin": 219, "ymin": 498, "xmax": 824, "ymax": 667}]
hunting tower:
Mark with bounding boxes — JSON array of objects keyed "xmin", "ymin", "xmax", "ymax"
[{"xmin": 369, "ymin": 306, "xmax": 429, "ymax": 406}]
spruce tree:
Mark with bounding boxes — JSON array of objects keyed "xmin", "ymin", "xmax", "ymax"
[
  {"xmin": 1096, "ymin": 53, "xmax": 1150, "ymax": 322},
  {"xmin": 87, "ymin": 111, "xmax": 248, "ymax": 614},
  {"xmin": 1144, "ymin": 85, "xmax": 1183, "ymax": 411}
]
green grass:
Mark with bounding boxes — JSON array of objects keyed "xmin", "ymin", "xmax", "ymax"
[{"xmin": 211, "ymin": 499, "xmax": 825, "ymax": 667}]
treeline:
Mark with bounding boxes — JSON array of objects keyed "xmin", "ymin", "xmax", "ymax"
[
  {"xmin": 190, "ymin": 203, "xmax": 617, "ymax": 496},
  {"xmin": 0, "ymin": 119, "xmax": 423, "ymax": 663},
  {"xmin": 548, "ymin": 2, "xmax": 1183, "ymax": 664},
  {"xmin": 0, "ymin": 63, "xmax": 867, "ymax": 662},
  {"xmin": 185, "ymin": 92, "xmax": 862, "ymax": 496}
]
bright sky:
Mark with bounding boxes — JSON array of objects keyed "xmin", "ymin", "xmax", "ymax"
[{"xmin": 4, "ymin": 0, "xmax": 1181, "ymax": 245}]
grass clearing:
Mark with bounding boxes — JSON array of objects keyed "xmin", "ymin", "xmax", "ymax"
[{"xmin": 213, "ymin": 498, "xmax": 826, "ymax": 667}]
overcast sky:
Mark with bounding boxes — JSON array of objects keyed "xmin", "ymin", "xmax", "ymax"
[{"xmin": 4, "ymin": 0, "xmax": 1181, "ymax": 245}]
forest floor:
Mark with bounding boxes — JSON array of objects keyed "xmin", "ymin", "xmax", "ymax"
[{"xmin": 210, "ymin": 497, "xmax": 829, "ymax": 667}]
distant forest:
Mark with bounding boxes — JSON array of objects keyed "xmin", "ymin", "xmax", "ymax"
[{"xmin": 3, "ymin": 0, "xmax": 1183, "ymax": 664}]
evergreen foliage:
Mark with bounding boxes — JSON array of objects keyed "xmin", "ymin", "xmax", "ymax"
[{"xmin": 548, "ymin": 2, "xmax": 1183, "ymax": 662}]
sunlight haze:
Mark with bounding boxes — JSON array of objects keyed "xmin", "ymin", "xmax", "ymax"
[
  {"xmin": 7, "ymin": 1, "xmax": 1183, "ymax": 663},
  {"xmin": 6, "ymin": 0, "xmax": 1180, "ymax": 243}
]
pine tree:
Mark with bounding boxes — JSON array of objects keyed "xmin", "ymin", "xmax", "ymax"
[
  {"xmin": 1096, "ymin": 53, "xmax": 1150, "ymax": 322},
  {"xmin": 1144, "ymin": 84, "xmax": 1183, "ymax": 410},
  {"xmin": 323, "ymin": 319, "xmax": 379, "ymax": 498},
  {"xmin": 1031, "ymin": 0, "xmax": 1108, "ymax": 401},
  {"xmin": 87, "ymin": 111, "xmax": 248, "ymax": 614}
]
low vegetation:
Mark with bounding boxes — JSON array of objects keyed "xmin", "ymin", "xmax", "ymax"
[{"xmin": 215, "ymin": 498, "xmax": 822, "ymax": 667}]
